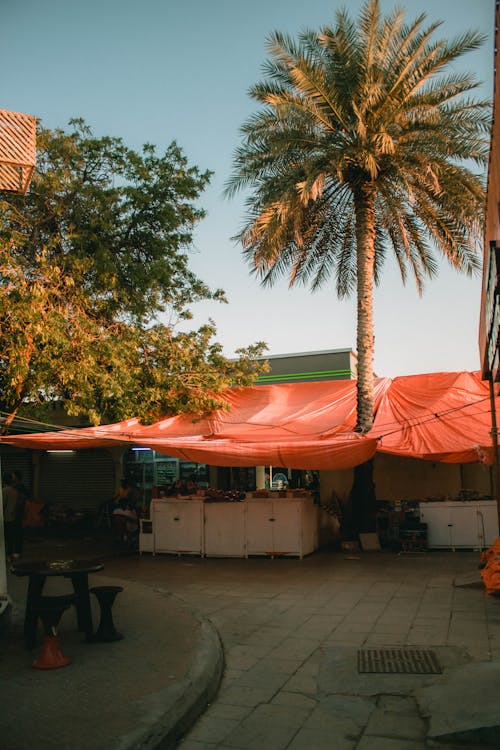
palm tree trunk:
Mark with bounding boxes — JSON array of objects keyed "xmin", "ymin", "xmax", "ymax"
[
  {"xmin": 346, "ymin": 181, "xmax": 377, "ymax": 537},
  {"xmin": 354, "ymin": 181, "xmax": 376, "ymax": 433}
]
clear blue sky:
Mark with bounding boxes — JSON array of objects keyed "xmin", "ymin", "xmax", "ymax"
[{"xmin": 0, "ymin": 0, "xmax": 495, "ymax": 377}]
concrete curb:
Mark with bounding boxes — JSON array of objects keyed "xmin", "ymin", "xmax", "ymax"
[
  {"xmin": 2, "ymin": 573, "xmax": 225, "ymax": 750},
  {"xmin": 129, "ymin": 600, "xmax": 225, "ymax": 750}
]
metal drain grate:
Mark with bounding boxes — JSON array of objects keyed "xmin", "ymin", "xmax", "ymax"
[{"xmin": 357, "ymin": 649, "xmax": 442, "ymax": 674}]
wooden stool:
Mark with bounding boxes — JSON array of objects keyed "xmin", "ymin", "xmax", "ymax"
[
  {"xmin": 32, "ymin": 595, "xmax": 76, "ymax": 669},
  {"xmin": 90, "ymin": 586, "xmax": 124, "ymax": 642}
]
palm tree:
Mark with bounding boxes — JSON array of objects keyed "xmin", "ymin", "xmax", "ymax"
[{"xmin": 225, "ymin": 0, "xmax": 489, "ymax": 533}]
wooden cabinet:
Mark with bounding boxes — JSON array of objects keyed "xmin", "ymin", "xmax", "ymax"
[
  {"xmin": 151, "ymin": 499, "xmax": 204, "ymax": 555},
  {"xmin": 204, "ymin": 502, "xmax": 246, "ymax": 557},
  {"xmin": 419, "ymin": 500, "xmax": 499, "ymax": 549},
  {"xmin": 246, "ymin": 498, "xmax": 318, "ymax": 558},
  {"xmin": 149, "ymin": 496, "xmax": 318, "ymax": 558}
]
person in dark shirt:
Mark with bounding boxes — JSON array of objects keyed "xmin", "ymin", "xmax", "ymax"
[{"xmin": 2, "ymin": 473, "xmax": 23, "ymax": 559}]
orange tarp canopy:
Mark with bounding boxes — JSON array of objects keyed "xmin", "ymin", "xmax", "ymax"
[
  {"xmin": 128, "ymin": 378, "xmax": 388, "ymax": 468},
  {"xmin": 0, "ymin": 372, "xmax": 497, "ymax": 469},
  {"xmin": 369, "ymin": 371, "xmax": 495, "ymax": 465}
]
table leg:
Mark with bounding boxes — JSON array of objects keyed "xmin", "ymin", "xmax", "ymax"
[
  {"xmin": 69, "ymin": 573, "xmax": 94, "ymax": 642},
  {"xmin": 24, "ymin": 575, "xmax": 46, "ymax": 649}
]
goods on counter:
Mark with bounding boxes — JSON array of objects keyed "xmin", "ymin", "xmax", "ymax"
[{"xmin": 204, "ymin": 488, "xmax": 246, "ymax": 503}]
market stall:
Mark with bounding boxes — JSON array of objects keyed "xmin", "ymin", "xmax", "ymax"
[
  {"xmin": 141, "ymin": 489, "xmax": 317, "ymax": 559},
  {"xmin": 2, "ymin": 370, "xmax": 500, "ymax": 553}
]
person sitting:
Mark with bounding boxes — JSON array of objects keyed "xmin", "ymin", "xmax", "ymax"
[
  {"xmin": 23, "ymin": 497, "xmax": 46, "ymax": 529},
  {"xmin": 113, "ymin": 479, "xmax": 136, "ymax": 506},
  {"xmin": 172, "ymin": 478, "xmax": 189, "ymax": 496},
  {"xmin": 186, "ymin": 475, "xmax": 199, "ymax": 495},
  {"xmin": 112, "ymin": 499, "xmax": 139, "ymax": 546}
]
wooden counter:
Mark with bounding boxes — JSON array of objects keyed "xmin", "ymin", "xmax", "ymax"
[
  {"xmin": 419, "ymin": 500, "xmax": 499, "ymax": 549},
  {"xmin": 144, "ymin": 494, "xmax": 318, "ymax": 558}
]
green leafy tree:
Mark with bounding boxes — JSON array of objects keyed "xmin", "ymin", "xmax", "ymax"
[
  {"xmin": 226, "ymin": 0, "xmax": 489, "ymax": 532},
  {"xmin": 0, "ymin": 120, "xmax": 266, "ymax": 429}
]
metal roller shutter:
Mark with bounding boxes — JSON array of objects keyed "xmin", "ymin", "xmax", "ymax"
[{"xmin": 39, "ymin": 449, "xmax": 115, "ymax": 512}]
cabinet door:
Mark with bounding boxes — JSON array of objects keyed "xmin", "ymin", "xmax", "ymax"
[
  {"xmin": 246, "ymin": 501, "xmax": 274, "ymax": 555},
  {"xmin": 419, "ymin": 504, "xmax": 453, "ymax": 548},
  {"xmin": 154, "ymin": 501, "xmax": 203, "ymax": 554},
  {"xmin": 272, "ymin": 502, "xmax": 301, "ymax": 555},
  {"xmin": 478, "ymin": 502, "xmax": 499, "ymax": 546},
  {"xmin": 204, "ymin": 503, "xmax": 246, "ymax": 557},
  {"xmin": 449, "ymin": 504, "xmax": 480, "ymax": 548}
]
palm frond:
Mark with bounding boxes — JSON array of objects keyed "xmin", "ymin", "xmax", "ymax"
[{"xmin": 226, "ymin": 0, "xmax": 486, "ymax": 300}]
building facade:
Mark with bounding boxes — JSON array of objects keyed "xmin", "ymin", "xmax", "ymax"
[{"xmin": 257, "ymin": 349, "xmax": 357, "ymax": 384}]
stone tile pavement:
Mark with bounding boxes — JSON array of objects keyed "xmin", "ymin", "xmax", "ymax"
[{"xmin": 101, "ymin": 549, "xmax": 500, "ymax": 749}]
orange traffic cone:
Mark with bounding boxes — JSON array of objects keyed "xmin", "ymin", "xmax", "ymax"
[
  {"xmin": 32, "ymin": 596, "xmax": 75, "ymax": 670},
  {"xmin": 32, "ymin": 631, "xmax": 72, "ymax": 669}
]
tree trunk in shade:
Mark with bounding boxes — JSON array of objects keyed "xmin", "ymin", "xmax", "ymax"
[{"xmin": 347, "ymin": 183, "xmax": 377, "ymax": 537}]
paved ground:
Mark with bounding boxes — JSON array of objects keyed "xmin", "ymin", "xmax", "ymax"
[{"xmin": 2, "ymin": 534, "xmax": 500, "ymax": 749}]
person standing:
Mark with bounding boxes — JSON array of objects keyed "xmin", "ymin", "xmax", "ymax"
[
  {"xmin": 2, "ymin": 473, "xmax": 23, "ymax": 560},
  {"xmin": 11, "ymin": 471, "xmax": 28, "ymax": 554}
]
